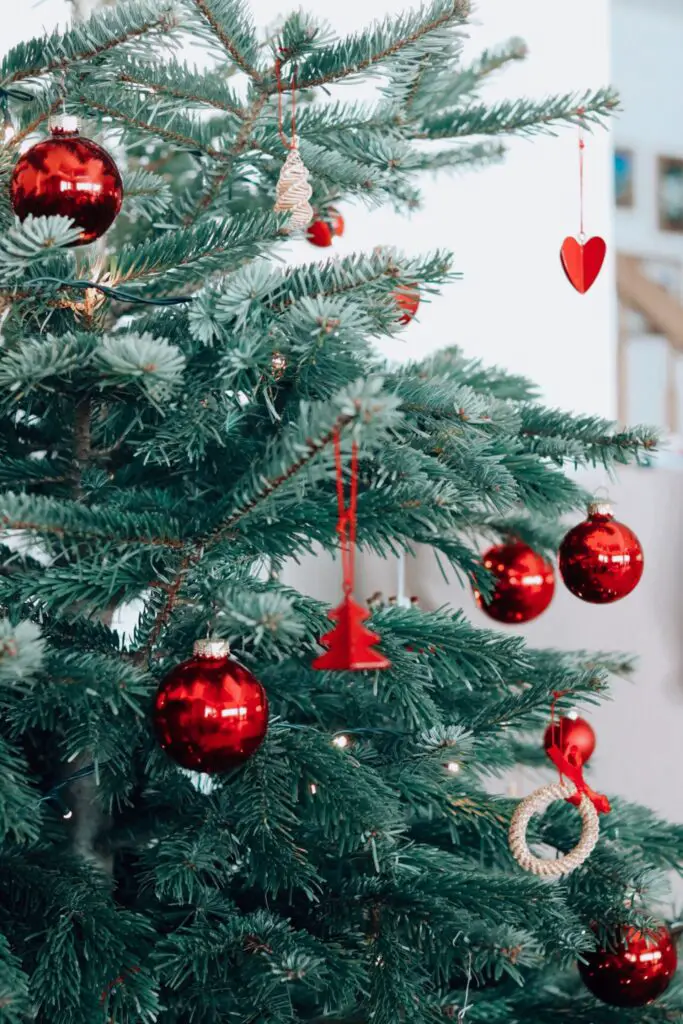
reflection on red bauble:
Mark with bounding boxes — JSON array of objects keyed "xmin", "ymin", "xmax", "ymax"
[
  {"xmin": 394, "ymin": 283, "xmax": 420, "ymax": 324},
  {"xmin": 10, "ymin": 119, "xmax": 123, "ymax": 246},
  {"xmin": 474, "ymin": 542, "xmax": 555, "ymax": 624},
  {"xmin": 544, "ymin": 715, "xmax": 596, "ymax": 766},
  {"xmin": 578, "ymin": 925, "xmax": 678, "ymax": 1007},
  {"xmin": 153, "ymin": 640, "xmax": 268, "ymax": 773},
  {"xmin": 306, "ymin": 207, "xmax": 344, "ymax": 247},
  {"xmin": 560, "ymin": 502, "xmax": 643, "ymax": 604}
]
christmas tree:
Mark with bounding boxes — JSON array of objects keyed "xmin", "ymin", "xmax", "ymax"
[{"xmin": 0, "ymin": 1, "xmax": 680, "ymax": 1022}]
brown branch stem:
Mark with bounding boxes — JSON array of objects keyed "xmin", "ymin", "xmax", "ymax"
[{"xmin": 191, "ymin": 0, "xmax": 263, "ymax": 82}]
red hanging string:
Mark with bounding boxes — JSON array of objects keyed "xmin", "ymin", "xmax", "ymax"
[
  {"xmin": 333, "ymin": 429, "xmax": 359, "ymax": 596},
  {"xmin": 546, "ymin": 690, "xmax": 610, "ymax": 815},
  {"xmin": 276, "ymin": 56, "xmax": 297, "ymax": 151},
  {"xmin": 577, "ymin": 107, "xmax": 586, "ymax": 241}
]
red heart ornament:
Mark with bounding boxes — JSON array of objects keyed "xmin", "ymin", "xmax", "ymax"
[{"xmin": 560, "ymin": 236, "xmax": 606, "ymax": 294}]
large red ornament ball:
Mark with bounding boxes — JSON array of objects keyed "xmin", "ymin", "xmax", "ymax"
[
  {"xmin": 394, "ymin": 283, "xmax": 420, "ymax": 324},
  {"xmin": 578, "ymin": 925, "xmax": 678, "ymax": 1007},
  {"xmin": 10, "ymin": 117, "xmax": 123, "ymax": 246},
  {"xmin": 559, "ymin": 502, "xmax": 643, "ymax": 604},
  {"xmin": 153, "ymin": 640, "xmax": 268, "ymax": 773},
  {"xmin": 474, "ymin": 542, "xmax": 555, "ymax": 624},
  {"xmin": 306, "ymin": 207, "xmax": 344, "ymax": 247},
  {"xmin": 544, "ymin": 715, "xmax": 596, "ymax": 766}
]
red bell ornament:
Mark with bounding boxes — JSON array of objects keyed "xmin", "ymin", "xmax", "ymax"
[
  {"xmin": 579, "ymin": 924, "xmax": 678, "ymax": 1007},
  {"xmin": 306, "ymin": 207, "xmax": 344, "ymax": 247},
  {"xmin": 560, "ymin": 502, "xmax": 643, "ymax": 604},
  {"xmin": 544, "ymin": 715, "xmax": 595, "ymax": 766},
  {"xmin": 394, "ymin": 283, "xmax": 420, "ymax": 324},
  {"xmin": 153, "ymin": 639, "xmax": 268, "ymax": 773},
  {"xmin": 10, "ymin": 115, "xmax": 123, "ymax": 246},
  {"xmin": 474, "ymin": 541, "xmax": 555, "ymax": 624}
]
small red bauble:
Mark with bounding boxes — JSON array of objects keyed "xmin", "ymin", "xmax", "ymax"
[
  {"xmin": 153, "ymin": 640, "xmax": 268, "ymax": 773},
  {"xmin": 10, "ymin": 116, "xmax": 123, "ymax": 246},
  {"xmin": 394, "ymin": 283, "xmax": 420, "ymax": 324},
  {"xmin": 474, "ymin": 542, "xmax": 555, "ymax": 624},
  {"xmin": 579, "ymin": 925, "xmax": 678, "ymax": 1007},
  {"xmin": 306, "ymin": 207, "xmax": 344, "ymax": 247},
  {"xmin": 544, "ymin": 715, "xmax": 595, "ymax": 766},
  {"xmin": 560, "ymin": 502, "xmax": 643, "ymax": 604}
]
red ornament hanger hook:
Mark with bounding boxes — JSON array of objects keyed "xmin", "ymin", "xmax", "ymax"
[{"xmin": 333, "ymin": 428, "xmax": 359, "ymax": 597}]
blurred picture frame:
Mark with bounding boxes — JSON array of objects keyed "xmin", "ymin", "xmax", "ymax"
[
  {"xmin": 614, "ymin": 148, "xmax": 634, "ymax": 208},
  {"xmin": 658, "ymin": 157, "xmax": 683, "ymax": 233}
]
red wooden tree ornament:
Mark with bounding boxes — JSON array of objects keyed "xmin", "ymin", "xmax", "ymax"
[
  {"xmin": 313, "ymin": 431, "xmax": 390, "ymax": 671},
  {"xmin": 561, "ymin": 115, "xmax": 606, "ymax": 294}
]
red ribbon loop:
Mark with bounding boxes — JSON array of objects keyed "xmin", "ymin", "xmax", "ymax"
[
  {"xmin": 333, "ymin": 429, "xmax": 358, "ymax": 597},
  {"xmin": 546, "ymin": 743, "xmax": 611, "ymax": 815}
]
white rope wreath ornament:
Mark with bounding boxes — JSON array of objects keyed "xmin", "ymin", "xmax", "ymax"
[{"xmin": 508, "ymin": 779, "xmax": 600, "ymax": 878}]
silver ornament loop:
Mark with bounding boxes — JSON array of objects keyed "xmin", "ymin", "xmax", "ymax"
[
  {"xmin": 193, "ymin": 638, "xmax": 231, "ymax": 659},
  {"xmin": 508, "ymin": 780, "xmax": 599, "ymax": 878},
  {"xmin": 274, "ymin": 143, "xmax": 313, "ymax": 232}
]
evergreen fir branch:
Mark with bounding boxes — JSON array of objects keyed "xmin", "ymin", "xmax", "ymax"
[
  {"xmin": 402, "ymin": 38, "xmax": 528, "ymax": 118},
  {"xmin": 0, "ymin": 934, "xmax": 31, "ymax": 1024},
  {"xmin": 77, "ymin": 90, "xmax": 228, "ymax": 158},
  {"xmin": 519, "ymin": 407, "xmax": 659, "ymax": 465},
  {"xmin": 410, "ymin": 141, "xmax": 507, "ymax": 173},
  {"xmin": 0, "ymin": 557, "xmax": 163, "ymax": 616},
  {"xmin": 93, "ymin": 333, "xmax": 186, "ymax": 403},
  {"xmin": 415, "ymin": 347, "xmax": 539, "ymax": 401},
  {"xmin": 0, "ymin": 216, "xmax": 82, "ymax": 271},
  {"xmin": 0, "ymin": 332, "xmax": 94, "ymax": 402},
  {"xmin": 0, "ymin": 0, "xmax": 180, "ymax": 87},
  {"xmin": 110, "ymin": 57, "xmax": 246, "ymax": 117},
  {"xmin": 189, "ymin": 0, "xmax": 263, "ymax": 82},
  {"xmin": 0, "ymin": 492, "xmax": 187, "ymax": 550},
  {"xmin": 204, "ymin": 379, "xmax": 403, "ymax": 543},
  {"xmin": 287, "ymin": 0, "xmax": 470, "ymax": 90},
  {"xmin": 120, "ymin": 168, "xmax": 173, "ymax": 219},
  {"xmin": 106, "ymin": 211, "xmax": 281, "ymax": 290},
  {"xmin": 421, "ymin": 87, "xmax": 619, "ymax": 140}
]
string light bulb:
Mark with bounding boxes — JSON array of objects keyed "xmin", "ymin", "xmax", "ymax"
[
  {"xmin": 446, "ymin": 761, "xmax": 460, "ymax": 774},
  {"xmin": 332, "ymin": 734, "xmax": 350, "ymax": 749}
]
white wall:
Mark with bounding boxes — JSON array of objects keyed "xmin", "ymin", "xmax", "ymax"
[{"xmin": 613, "ymin": 0, "xmax": 683, "ymax": 261}]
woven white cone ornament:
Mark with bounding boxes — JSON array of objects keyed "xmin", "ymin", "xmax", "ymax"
[{"xmin": 274, "ymin": 141, "xmax": 313, "ymax": 232}]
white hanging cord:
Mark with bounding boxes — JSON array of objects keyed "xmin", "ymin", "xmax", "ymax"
[{"xmin": 396, "ymin": 551, "xmax": 411, "ymax": 608}]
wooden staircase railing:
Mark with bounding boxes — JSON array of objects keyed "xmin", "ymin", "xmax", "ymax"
[{"xmin": 617, "ymin": 253, "xmax": 683, "ymax": 353}]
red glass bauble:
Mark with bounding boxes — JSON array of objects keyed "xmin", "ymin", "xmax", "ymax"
[
  {"xmin": 578, "ymin": 925, "xmax": 678, "ymax": 1007},
  {"xmin": 306, "ymin": 207, "xmax": 344, "ymax": 247},
  {"xmin": 474, "ymin": 542, "xmax": 555, "ymax": 624},
  {"xmin": 560, "ymin": 503, "xmax": 643, "ymax": 604},
  {"xmin": 153, "ymin": 640, "xmax": 268, "ymax": 773},
  {"xmin": 544, "ymin": 715, "xmax": 596, "ymax": 766},
  {"xmin": 10, "ymin": 122, "xmax": 123, "ymax": 246},
  {"xmin": 394, "ymin": 283, "xmax": 420, "ymax": 324}
]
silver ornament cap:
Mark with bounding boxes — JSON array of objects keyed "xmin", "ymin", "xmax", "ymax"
[
  {"xmin": 587, "ymin": 500, "xmax": 614, "ymax": 518},
  {"xmin": 48, "ymin": 113, "xmax": 81, "ymax": 137},
  {"xmin": 193, "ymin": 638, "xmax": 231, "ymax": 659}
]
